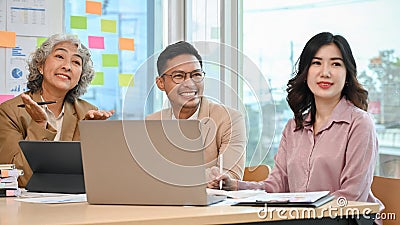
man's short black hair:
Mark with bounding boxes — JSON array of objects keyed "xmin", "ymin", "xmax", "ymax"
[{"xmin": 157, "ymin": 41, "xmax": 203, "ymax": 76}]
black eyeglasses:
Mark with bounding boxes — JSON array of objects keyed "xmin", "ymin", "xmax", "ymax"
[{"xmin": 162, "ymin": 69, "xmax": 205, "ymax": 84}]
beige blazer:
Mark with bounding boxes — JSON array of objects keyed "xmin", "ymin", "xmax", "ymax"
[
  {"xmin": 146, "ymin": 97, "xmax": 246, "ymax": 179},
  {"xmin": 0, "ymin": 92, "xmax": 97, "ymax": 187}
]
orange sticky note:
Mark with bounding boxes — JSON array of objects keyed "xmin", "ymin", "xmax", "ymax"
[
  {"xmin": 0, "ymin": 31, "xmax": 16, "ymax": 48},
  {"xmin": 119, "ymin": 38, "xmax": 134, "ymax": 51},
  {"xmin": 86, "ymin": 1, "xmax": 102, "ymax": 15},
  {"xmin": 1, "ymin": 170, "xmax": 8, "ymax": 177}
]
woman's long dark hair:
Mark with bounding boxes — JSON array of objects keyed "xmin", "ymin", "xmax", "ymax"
[{"xmin": 286, "ymin": 32, "xmax": 368, "ymax": 130}]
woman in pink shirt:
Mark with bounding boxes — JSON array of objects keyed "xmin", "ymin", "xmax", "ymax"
[{"xmin": 209, "ymin": 32, "xmax": 383, "ymax": 219}]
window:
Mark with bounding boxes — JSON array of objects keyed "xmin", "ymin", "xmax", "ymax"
[
  {"xmin": 242, "ymin": 0, "xmax": 400, "ymax": 177},
  {"xmin": 187, "ymin": 0, "xmax": 275, "ymax": 166},
  {"xmin": 64, "ymin": 0, "xmax": 164, "ymax": 119}
]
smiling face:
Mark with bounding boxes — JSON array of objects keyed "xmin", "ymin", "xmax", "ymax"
[
  {"xmin": 307, "ymin": 43, "xmax": 347, "ymax": 104},
  {"xmin": 39, "ymin": 41, "xmax": 83, "ymax": 96},
  {"xmin": 156, "ymin": 54, "xmax": 204, "ymax": 114}
]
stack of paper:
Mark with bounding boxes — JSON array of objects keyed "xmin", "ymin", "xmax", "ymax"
[
  {"xmin": 207, "ymin": 188, "xmax": 267, "ymax": 199},
  {"xmin": 15, "ymin": 191, "xmax": 87, "ymax": 204},
  {"xmin": 0, "ymin": 164, "xmax": 23, "ymax": 197},
  {"xmin": 207, "ymin": 189, "xmax": 334, "ymax": 207},
  {"xmin": 233, "ymin": 191, "xmax": 334, "ymax": 207}
]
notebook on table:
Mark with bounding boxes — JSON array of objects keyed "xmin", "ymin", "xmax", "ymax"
[
  {"xmin": 18, "ymin": 140, "xmax": 85, "ymax": 194},
  {"xmin": 79, "ymin": 120, "xmax": 226, "ymax": 206}
]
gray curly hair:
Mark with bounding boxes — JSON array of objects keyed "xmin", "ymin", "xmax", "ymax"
[{"xmin": 27, "ymin": 33, "xmax": 95, "ymax": 103}]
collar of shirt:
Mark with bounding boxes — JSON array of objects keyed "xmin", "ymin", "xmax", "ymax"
[
  {"xmin": 44, "ymin": 106, "xmax": 65, "ymax": 120},
  {"xmin": 41, "ymin": 96, "xmax": 65, "ymax": 119},
  {"xmin": 303, "ymin": 97, "xmax": 353, "ymax": 132},
  {"xmin": 171, "ymin": 106, "xmax": 200, "ymax": 120},
  {"xmin": 41, "ymin": 96, "xmax": 65, "ymax": 141}
]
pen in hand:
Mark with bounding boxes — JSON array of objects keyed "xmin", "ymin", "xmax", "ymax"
[
  {"xmin": 17, "ymin": 101, "xmax": 57, "ymax": 108},
  {"xmin": 219, "ymin": 154, "xmax": 223, "ymax": 190}
]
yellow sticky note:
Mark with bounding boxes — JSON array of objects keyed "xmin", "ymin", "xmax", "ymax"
[
  {"xmin": 0, "ymin": 31, "xmax": 16, "ymax": 48},
  {"xmin": 86, "ymin": 1, "xmax": 102, "ymax": 15},
  {"xmin": 37, "ymin": 37, "xmax": 47, "ymax": 48},
  {"xmin": 101, "ymin": 19, "xmax": 116, "ymax": 33},
  {"xmin": 119, "ymin": 74, "xmax": 134, "ymax": 87},
  {"xmin": 119, "ymin": 38, "xmax": 134, "ymax": 51},
  {"xmin": 102, "ymin": 54, "xmax": 118, "ymax": 67},
  {"xmin": 91, "ymin": 72, "xmax": 104, "ymax": 85}
]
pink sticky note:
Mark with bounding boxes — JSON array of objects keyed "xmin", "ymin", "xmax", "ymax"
[
  {"xmin": 0, "ymin": 94, "xmax": 14, "ymax": 104},
  {"xmin": 88, "ymin": 36, "xmax": 105, "ymax": 49}
]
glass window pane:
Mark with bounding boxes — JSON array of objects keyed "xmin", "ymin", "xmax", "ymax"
[
  {"xmin": 186, "ymin": 0, "xmax": 223, "ymax": 104},
  {"xmin": 64, "ymin": 0, "xmax": 163, "ymax": 119},
  {"xmin": 242, "ymin": 0, "xmax": 400, "ymax": 177}
]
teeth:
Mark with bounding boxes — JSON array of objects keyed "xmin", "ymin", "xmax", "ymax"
[
  {"xmin": 181, "ymin": 92, "xmax": 196, "ymax": 96},
  {"xmin": 57, "ymin": 74, "xmax": 69, "ymax": 79}
]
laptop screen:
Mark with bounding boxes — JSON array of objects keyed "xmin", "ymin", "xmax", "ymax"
[{"xmin": 79, "ymin": 120, "xmax": 217, "ymax": 205}]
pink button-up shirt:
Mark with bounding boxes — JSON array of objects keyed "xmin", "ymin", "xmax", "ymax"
[{"xmin": 239, "ymin": 97, "xmax": 383, "ymax": 208}]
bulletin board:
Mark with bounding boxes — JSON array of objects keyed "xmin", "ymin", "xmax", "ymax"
[{"xmin": 0, "ymin": 0, "xmax": 63, "ymax": 101}]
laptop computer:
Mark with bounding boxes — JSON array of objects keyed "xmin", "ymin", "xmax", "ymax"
[
  {"xmin": 79, "ymin": 120, "xmax": 226, "ymax": 206},
  {"xmin": 18, "ymin": 140, "xmax": 85, "ymax": 194}
]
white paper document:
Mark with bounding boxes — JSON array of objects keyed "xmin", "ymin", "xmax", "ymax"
[
  {"xmin": 5, "ymin": 36, "xmax": 36, "ymax": 94},
  {"xmin": 0, "ymin": 0, "xmax": 6, "ymax": 29},
  {"xmin": 6, "ymin": 0, "xmax": 48, "ymax": 36},
  {"xmin": 207, "ymin": 188, "xmax": 267, "ymax": 199},
  {"xmin": 261, "ymin": 191, "xmax": 330, "ymax": 203},
  {"xmin": 207, "ymin": 189, "xmax": 330, "ymax": 203},
  {"xmin": 15, "ymin": 193, "xmax": 87, "ymax": 204}
]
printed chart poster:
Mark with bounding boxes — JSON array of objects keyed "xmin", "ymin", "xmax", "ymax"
[
  {"xmin": 0, "ymin": 0, "xmax": 5, "ymax": 30},
  {"xmin": 5, "ymin": 36, "xmax": 36, "ymax": 94},
  {"xmin": 0, "ymin": 48, "xmax": 5, "ymax": 92},
  {"xmin": 6, "ymin": 0, "xmax": 48, "ymax": 36}
]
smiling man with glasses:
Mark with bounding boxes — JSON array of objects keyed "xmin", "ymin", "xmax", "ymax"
[
  {"xmin": 162, "ymin": 69, "xmax": 205, "ymax": 84},
  {"xmin": 146, "ymin": 41, "xmax": 246, "ymax": 181}
]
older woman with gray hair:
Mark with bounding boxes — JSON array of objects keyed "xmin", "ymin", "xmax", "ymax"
[{"xmin": 0, "ymin": 34, "xmax": 114, "ymax": 187}]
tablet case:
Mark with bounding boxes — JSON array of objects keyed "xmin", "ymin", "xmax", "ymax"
[{"xmin": 19, "ymin": 141, "xmax": 85, "ymax": 194}]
